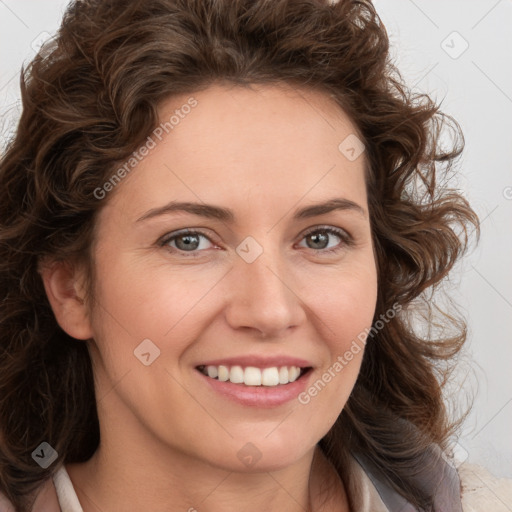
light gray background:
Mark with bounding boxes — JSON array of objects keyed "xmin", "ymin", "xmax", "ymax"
[{"xmin": 1, "ymin": 0, "xmax": 511, "ymax": 479}]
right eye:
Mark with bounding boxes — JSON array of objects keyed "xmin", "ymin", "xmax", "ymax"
[{"xmin": 158, "ymin": 229, "xmax": 217, "ymax": 257}]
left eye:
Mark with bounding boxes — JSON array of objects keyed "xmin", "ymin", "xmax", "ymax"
[{"xmin": 296, "ymin": 227, "xmax": 349, "ymax": 253}]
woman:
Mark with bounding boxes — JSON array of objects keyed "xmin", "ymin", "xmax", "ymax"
[{"xmin": 0, "ymin": 0, "xmax": 479, "ymax": 510}]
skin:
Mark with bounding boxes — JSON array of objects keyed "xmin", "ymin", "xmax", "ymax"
[{"xmin": 42, "ymin": 83, "xmax": 378, "ymax": 512}]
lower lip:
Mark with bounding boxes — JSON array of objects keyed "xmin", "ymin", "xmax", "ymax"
[{"xmin": 196, "ymin": 369, "xmax": 312, "ymax": 408}]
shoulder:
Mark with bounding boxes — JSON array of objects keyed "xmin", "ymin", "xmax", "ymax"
[
  {"xmin": 352, "ymin": 443, "xmax": 463, "ymax": 511},
  {"xmin": 0, "ymin": 471, "xmax": 61, "ymax": 512}
]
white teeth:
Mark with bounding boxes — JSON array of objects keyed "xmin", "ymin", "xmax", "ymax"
[
  {"xmin": 200, "ymin": 364, "xmax": 305, "ymax": 386},
  {"xmin": 218, "ymin": 365, "xmax": 229, "ymax": 381},
  {"xmin": 244, "ymin": 367, "xmax": 262, "ymax": 386},
  {"xmin": 288, "ymin": 366, "xmax": 300, "ymax": 383},
  {"xmin": 278, "ymin": 366, "xmax": 289, "ymax": 384},
  {"xmin": 229, "ymin": 365, "xmax": 244, "ymax": 384},
  {"xmin": 262, "ymin": 367, "xmax": 280, "ymax": 386}
]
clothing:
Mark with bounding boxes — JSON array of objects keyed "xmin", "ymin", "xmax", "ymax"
[{"xmin": 0, "ymin": 450, "xmax": 462, "ymax": 511}]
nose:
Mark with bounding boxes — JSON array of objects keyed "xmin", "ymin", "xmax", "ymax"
[{"xmin": 224, "ymin": 245, "xmax": 306, "ymax": 339}]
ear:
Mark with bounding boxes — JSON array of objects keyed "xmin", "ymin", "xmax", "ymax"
[{"xmin": 38, "ymin": 258, "xmax": 94, "ymax": 341}]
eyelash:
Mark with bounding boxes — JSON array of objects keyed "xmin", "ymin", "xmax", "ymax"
[{"xmin": 157, "ymin": 226, "xmax": 353, "ymax": 258}]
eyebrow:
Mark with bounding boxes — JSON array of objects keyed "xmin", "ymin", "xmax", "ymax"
[{"xmin": 136, "ymin": 197, "xmax": 367, "ymax": 223}]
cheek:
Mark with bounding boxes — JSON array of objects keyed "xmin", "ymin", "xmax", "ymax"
[
  {"xmin": 301, "ymin": 261, "xmax": 377, "ymax": 408},
  {"xmin": 91, "ymin": 250, "xmax": 211, "ymax": 337},
  {"xmin": 87, "ymin": 252, "xmax": 229, "ymax": 391},
  {"xmin": 312, "ymin": 261, "xmax": 378, "ymax": 347}
]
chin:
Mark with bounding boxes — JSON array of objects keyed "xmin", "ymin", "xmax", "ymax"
[{"xmin": 202, "ymin": 435, "xmax": 315, "ymax": 473}]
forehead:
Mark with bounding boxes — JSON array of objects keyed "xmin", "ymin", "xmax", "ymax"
[
  {"xmin": 100, "ymin": 83, "xmax": 368, "ymax": 226},
  {"xmin": 159, "ymin": 83, "xmax": 361, "ymax": 165}
]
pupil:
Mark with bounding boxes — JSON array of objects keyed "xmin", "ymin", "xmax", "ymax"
[
  {"xmin": 310, "ymin": 232, "xmax": 327, "ymax": 249},
  {"xmin": 177, "ymin": 234, "xmax": 199, "ymax": 251}
]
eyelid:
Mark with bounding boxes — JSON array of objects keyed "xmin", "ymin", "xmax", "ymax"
[
  {"xmin": 300, "ymin": 224, "xmax": 352, "ymax": 241},
  {"xmin": 157, "ymin": 228, "xmax": 218, "ymax": 249}
]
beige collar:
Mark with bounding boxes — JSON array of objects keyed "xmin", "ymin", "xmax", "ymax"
[{"xmin": 343, "ymin": 453, "xmax": 389, "ymax": 511}]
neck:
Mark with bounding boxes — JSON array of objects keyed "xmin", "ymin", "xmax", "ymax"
[{"xmin": 66, "ymin": 441, "xmax": 348, "ymax": 512}]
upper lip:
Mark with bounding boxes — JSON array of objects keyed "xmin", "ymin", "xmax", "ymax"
[{"xmin": 196, "ymin": 355, "xmax": 313, "ymax": 369}]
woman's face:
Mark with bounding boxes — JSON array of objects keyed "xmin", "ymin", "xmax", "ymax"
[{"xmin": 84, "ymin": 83, "xmax": 377, "ymax": 471}]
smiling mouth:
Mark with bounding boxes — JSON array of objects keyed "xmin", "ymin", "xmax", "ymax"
[{"xmin": 196, "ymin": 364, "xmax": 312, "ymax": 386}]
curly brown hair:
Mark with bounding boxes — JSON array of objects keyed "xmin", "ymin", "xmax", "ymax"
[{"xmin": 0, "ymin": 0, "xmax": 479, "ymax": 510}]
